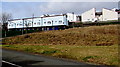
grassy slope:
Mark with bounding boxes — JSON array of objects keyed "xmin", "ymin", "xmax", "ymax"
[
  {"xmin": 2, "ymin": 24, "xmax": 120, "ymax": 66},
  {"xmin": 3, "ymin": 25, "xmax": 119, "ymax": 46}
]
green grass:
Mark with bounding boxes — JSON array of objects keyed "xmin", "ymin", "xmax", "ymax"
[{"xmin": 2, "ymin": 44, "xmax": 118, "ymax": 66}]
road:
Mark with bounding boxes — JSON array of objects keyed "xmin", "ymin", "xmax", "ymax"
[{"xmin": 2, "ymin": 49, "xmax": 111, "ymax": 67}]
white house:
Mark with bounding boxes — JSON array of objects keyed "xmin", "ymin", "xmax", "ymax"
[
  {"xmin": 23, "ymin": 18, "xmax": 33, "ymax": 28},
  {"xmin": 66, "ymin": 13, "xmax": 77, "ymax": 22},
  {"xmin": 81, "ymin": 8, "xmax": 120, "ymax": 22},
  {"xmin": 102, "ymin": 8, "xmax": 118, "ymax": 21},
  {"xmin": 8, "ymin": 19, "xmax": 23, "ymax": 29},
  {"xmin": 33, "ymin": 17, "xmax": 42, "ymax": 27},
  {"xmin": 81, "ymin": 8, "xmax": 96, "ymax": 22},
  {"xmin": 7, "ymin": 14, "xmax": 68, "ymax": 30},
  {"xmin": 42, "ymin": 15, "xmax": 68, "ymax": 26}
]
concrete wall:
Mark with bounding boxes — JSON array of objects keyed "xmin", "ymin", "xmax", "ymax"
[
  {"xmin": 102, "ymin": 8, "xmax": 118, "ymax": 21},
  {"xmin": 81, "ymin": 8, "xmax": 96, "ymax": 22}
]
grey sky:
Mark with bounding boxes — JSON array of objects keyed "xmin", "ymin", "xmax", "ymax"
[{"xmin": 2, "ymin": 2, "xmax": 119, "ymax": 19}]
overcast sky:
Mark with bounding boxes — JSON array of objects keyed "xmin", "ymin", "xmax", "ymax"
[{"xmin": 2, "ymin": 1, "xmax": 119, "ymax": 19}]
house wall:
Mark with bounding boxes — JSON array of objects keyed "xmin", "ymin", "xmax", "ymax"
[
  {"xmin": 42, "ymin": 17, "xmax": 53, "ymax": 26},
  {"xmin": 11, "ymin": 20, "xmax": 23, "ymax": 29},
  {"xmin": 102, "ymin": 8, "xmax": 118, "ymax": 21},
  {"xmin": 66, "ymin": 13, "xmax": 77, "ymax": 22},
  {"xmin": 8, "ymin": 21, "xmax": 16, "ymax": 29},
  {"xmin": 24, "ymin": 18, "xmax": 33, "ymax": 28},
  {"xmin": 42, "ymin": 16, "xmax": 67, "ymax": 26},
  {"xmin": 81, "ymin": 8, "xmax": 96, "ymax": 22},
  {"xmin": 8, "ymin": 15, "xmax": 68, "ymax": 29},
  {"xmin": 33, "ymin": 18, "xmax": 42, "ymax": 27}
]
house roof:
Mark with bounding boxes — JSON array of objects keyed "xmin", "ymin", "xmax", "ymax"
[
  {"xmin": 41, "ymin": 14, "xmax": 65, "ymax": 18},
  {"xmin": 8, "ymin": 19, "xmax": 22, "ymax": 21},
  {"xmin": 8, "ymin": 14, "xmax": 66, "ymax": 21}
]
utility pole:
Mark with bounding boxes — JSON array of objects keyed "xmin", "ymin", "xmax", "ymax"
[
  {"xmin": 22, "ymin": 19, "xmax": 24, "ymax": 35},
  {"xmin": 4, "ymin": 23, "xmax": 7, "ymax": 37},
  {"xmin": 32, "ymin": 14, "xmax": 34, "ymax": 30}
]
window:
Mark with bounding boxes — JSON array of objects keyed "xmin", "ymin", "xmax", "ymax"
[
  {"xmin": 19, "ymin": 24, "xmax": 22, "ymax": 26},
  {"xmin": 25, "ymin": 21, "xmax": 27, "ymax": 23},
  {"xmin": 34, "ymin": 23, "xmax": 36, "ymax": 25},
  {"xmin": 11, "ymin": 25, "xmax": 13, "ymax": 27},
  {"xmin": 44, "ymin": 22, "xmax": 46, "ymax": 24},
  {"xmin": 59, "ymin": 20, "xmax": 62, "ymax": 24},
  {"xmin": 37, "ymin": 22, "xmax": 40, "ymax": 25},
  {"xmin": 28, "ymin": 23, "xmax": 31, "ymax": 26},
  {"xmin": 55, "ymin": 21, "xmax": 57, "ymax": 23},
  {"xmin": 47, "ymin": 21, "xmax": 51, "ymax": 24}
]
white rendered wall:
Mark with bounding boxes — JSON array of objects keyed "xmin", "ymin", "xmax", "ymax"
[
  {"xmin": 66, "ymin": 13, "xmax": 77, "ymax": 22},
  {"xmin": 24, "ymin": 18, "xmax": 33, "ymax": 28},
  {"xmin": 102, "ymin": 8, "xmax": 118, "ymax": 21},
  {"xmin": 81, "ymin": 8, "xmax": 96, "ymax": 22},
  {"xmin": 8, "ymin": 21, "xmax": 16, "ymax": 29},
  {"xmin": 8, "ymin": 15, "xmax": 68, "ymax": 29},
  {"xmin": 42, "ymin": 16, "xmax": 67, "ymax": 26},
  {"xmin": 13, "ymin": 20, "xmax": 23, "ymax": 28},
  {"xmin": 33, "ymin": 18, "xmax": 42, "ymax": 27}
]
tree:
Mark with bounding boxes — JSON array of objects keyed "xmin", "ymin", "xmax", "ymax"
[
  {"xmin": 0, "ymin": 12, "xmax": 12, "ymax": 24},
  {"xmin": 0, "ymin": 12, "xmax": 12, "ymax": 37}
]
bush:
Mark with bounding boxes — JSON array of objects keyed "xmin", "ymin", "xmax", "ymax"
[{"xmin": 2, "ymin": 30, "xmax": 40, "ymax": 37}]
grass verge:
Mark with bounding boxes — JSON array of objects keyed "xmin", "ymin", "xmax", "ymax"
[{"xmin": 2, "ymin": 44, "xmax": 118, "ymax": 66}]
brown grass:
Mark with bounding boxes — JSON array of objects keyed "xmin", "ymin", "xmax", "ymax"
[{"xmin": 3, "ymin": 24, "xmax": 119, "ymax": 46}]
